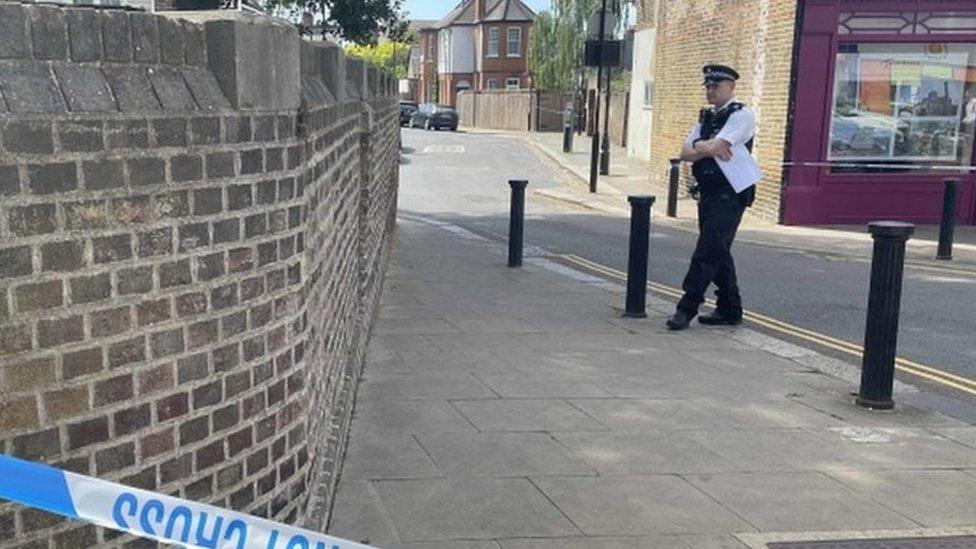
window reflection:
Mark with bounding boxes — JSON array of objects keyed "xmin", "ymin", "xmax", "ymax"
[{"xmin": 827, "ymin": 42, "xmax": 976, "ymax": 173}]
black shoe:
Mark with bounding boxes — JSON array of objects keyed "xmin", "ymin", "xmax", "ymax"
[
  {"xmin": 666, "ymin": 310, "xmax": 696, "ymax": 331},
  {"xmin": 698, "ymin": 310, "xmax": 742, "ymax": 326}
]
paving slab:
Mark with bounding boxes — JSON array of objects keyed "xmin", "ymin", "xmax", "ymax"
[
  {"xmin": 471, "ymin": 372, "xmax": 613, "ymax": 398},
  {"xmin": 552, "ymin": 430, "xmax": 737, "ymax": 475},
  {"xmin": 339, "ymin": 433, "xmax": 442, "ymax": 480},
  {"xmin": 353, "ymin": 400, "xmax": 477, "ymax": 435},
  {"xmin": 416, "ymin": 432, "xmax": 596, "ymax": 477},
  {"xmin": 680, "ymin": 534, "xmax": 753, "ymax": 549},
  {"xmin": 824, "ymin": 469, "xmax": 976, "ymax": 527},
  {"xmin": 567, "ymin": 397, "xmax": 742, "ymax": 432},
  {"xmin": 498, "ymin": 535, "xmax": 689, "ymax": 548},
  {"xmin": 451, "ymin": 399, "xmax": 609, "ymax": 432},
  {"xmin": 682, "ymin": 428, "xmax": 871, "ymax": 472},
  {"xmin": 375, "ymin": 317, "xmax": 463, "ymax": 335},
  {"xmin": 933, "ymin": 427, "xmax": 976, "ymax": 449},
  {"xmin": 329, "ymin": 480, "xmax": 399, "ymax": 546},
  {"xmin": 370, "ymin": 478, "xmax": 581, "ymax": 541},
  {"xmin": 358, "ymin": 372, "xmax": 499, "ymax": 401},
  {"xmin": 786, "ymin": 391, "xmax": 969, "ymax": 429},
  {"xmin": 388, "ymin": 542, "xmax": 502, "ymax": 549},
  {"xmin": 531, "ymin": 475, "xmax": 755, "ymax": 535},
  {"xmin": 684, "ymin": 471, "xmax": 917, "ymax": 532}
]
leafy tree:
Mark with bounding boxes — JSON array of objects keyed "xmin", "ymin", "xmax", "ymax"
[
  {"xmin": 529, "ymin": 0, "xmax": 598, "ymax": 91},
  {"xmin": 345, "ymin": 41, "xmax": 412, "ymax": 79},
  {"xmin": 265, "ymin": 0, "xmax": 406, "ymax": 45}
]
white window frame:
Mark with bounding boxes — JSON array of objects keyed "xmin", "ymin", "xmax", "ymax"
[
  {"xmin": 487, "ymin": 78, "xmax": 500, "ymax": 90},
  {"xmin": 487, "ymin": 27, "xmax": 500, "ymax": 58},
  {"xmin": 506, "ymin": 27, "xmax": 522, "ymax": 57},
  {"xmin": 505, "ymin": 77, "xmax": 520, "ymax": 90}
]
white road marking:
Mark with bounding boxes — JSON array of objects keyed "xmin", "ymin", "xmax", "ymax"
[{"xmin": 422, "ymin": 145, "xmax": 465, "ymax": 153}]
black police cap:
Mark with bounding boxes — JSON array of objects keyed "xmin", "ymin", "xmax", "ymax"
[{"xmin": 702, "ymin": 64, "xmax": 739, "ymax": 85}]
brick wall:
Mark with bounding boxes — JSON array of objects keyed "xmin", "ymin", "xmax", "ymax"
[
  {"xmin": 0, "ymin": 5, "xmax": 400, "ymax": 547},
  {"xmin": 649, "ymin": 0, "xmax": 798, "ymax": 221}
]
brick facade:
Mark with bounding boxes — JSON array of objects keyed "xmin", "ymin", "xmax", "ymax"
[
  {"xmin": 0, "ymin": 5, "xmax": 399, "ymax": 546},
  {"xmin": 648, "ymin": 0, "xmax": 798, "ymax": 221},
  {"xmin": 479, "ymin": 21, "xmax": 533, "ymax": 91}
]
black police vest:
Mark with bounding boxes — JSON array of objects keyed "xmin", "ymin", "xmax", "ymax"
[{"xmin": 691, "ymin": 102, "xmax": 755, "ymax": 205}]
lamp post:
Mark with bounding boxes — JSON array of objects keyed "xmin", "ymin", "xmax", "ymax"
[
  {"xmin": 599, "ymin": 8, "xmax": 613, "ymax": 177},
  {"xmin": 588, "ymin": 0, "xmax": 608, "ymax": 194},
  {"xmin": 585, "ymin": 3, "xmax": 619, "ymax": 191}
]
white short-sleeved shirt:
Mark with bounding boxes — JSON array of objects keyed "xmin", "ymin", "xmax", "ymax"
[{"xmin": 684, "ymin": 98, "xmax": 756, "ymax": 148}]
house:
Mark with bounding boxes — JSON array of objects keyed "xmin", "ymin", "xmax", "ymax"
[
  {"xmin": 411, "ymin": 21, "xmax": 440, "ymax": 104},
  {"xmin": 625, "ymin": 0, "xmax": 655, "ymax": 162},
  {"xmin": 413, "ymin": 0, "xmax": 535, "ymax": 106}
]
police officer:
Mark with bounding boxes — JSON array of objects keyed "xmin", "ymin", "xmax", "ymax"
[{"xmin": 666, "ymin": 64, "xmax": 757, "ymax": 331}]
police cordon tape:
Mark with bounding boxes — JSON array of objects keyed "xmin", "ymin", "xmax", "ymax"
[{"xmin": 0, "ymin": 453, "xmax": 375, "ymax": 549}]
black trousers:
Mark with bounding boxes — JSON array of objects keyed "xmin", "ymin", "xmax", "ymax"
[{"xmin": 676, "ymin": 192, "xmax": 746, "ymax": 317}]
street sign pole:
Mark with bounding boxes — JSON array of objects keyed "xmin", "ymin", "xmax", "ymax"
[
  {"xmin": 600, "ymin": 44, "xmax": 612, "ymax": 176},
  {"xmin": 588, "ymin": 0, "xmax": 607, "ymax": 194}
]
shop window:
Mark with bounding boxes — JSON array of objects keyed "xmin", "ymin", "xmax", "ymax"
[
  {"xmin": 827, "ymin": 42, "xmax": 976, "ymax": 173},
  {"xmin": 488, "ymin": 27, "xmax": 500, "ymax": 58},
  {"xmin": 505, "ymin": 77, "xmax": 520, "ymax": 90}
]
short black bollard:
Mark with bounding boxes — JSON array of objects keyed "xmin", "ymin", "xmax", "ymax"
[
  {"xmin": 937, "ymin": 179, "xmax": 959, "ymax": 260},
  {"xmin": 857, "ymin": 221, "xmax": 914, "ymax": 410},
  {"xmin": 563, "ymin": 110, "xmax": 574, "ymax": 153},
  {"xmin": 667, "ymin": 158, "xmax": 680, "ymax": 218},
  {"xmin": 624, "ymin": 195, "xmax": 656, "ymax": 318},
  {"xmin": 508, "ymin": 180, "xmax": 528, "ymax": 267}
]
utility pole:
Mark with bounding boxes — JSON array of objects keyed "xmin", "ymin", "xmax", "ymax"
[
  {"xmin": 600, "ymin": 49, "xmax": 612, "ymax": 175},
  {"xmin": 600, "ymin": 0, "xmax": 618, "ymax": 176},
  {"xmin": 588, "ymin": 0, "xmax": 607, "ymax": 193}
]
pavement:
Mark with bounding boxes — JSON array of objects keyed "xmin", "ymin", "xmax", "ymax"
[
  {"xmin": 328, "ymin": 205, "xmax": 976, "ymax": 548},
  {"xmin": 484, "ymin": 129, "xmax": 976, "ymax": 272}
]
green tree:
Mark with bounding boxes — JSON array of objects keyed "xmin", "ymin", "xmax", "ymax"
[
  {"xmin": 345, "ymin": 41, "xmax": 412, "ymax": 79},
  {"xmin": 265, "ymin": 0, "xmax": 406, "ymax": 45},
  {"xmin": 529, "ymin": 0, "xmax": 598, "ymax": 91}
]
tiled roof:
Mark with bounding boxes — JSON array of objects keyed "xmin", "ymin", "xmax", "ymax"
[
  {"xmin": 409, "ymin": 19, "xmax": 440, "ymax": 31},
  {"xmin": 484, "ymin": 0, "xmax": 535, "ymax": 22},
  {"xmin": 434, "ymin": 0, "xmax": 535, "ymax": 28}
]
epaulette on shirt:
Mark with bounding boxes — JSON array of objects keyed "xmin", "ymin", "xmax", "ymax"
[{"xmin": 699, "ymin": 102, "xmax": 746, "ymax": 124}]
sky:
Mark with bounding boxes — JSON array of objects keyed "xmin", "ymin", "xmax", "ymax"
[{"xmin": 402, "ymin": 0, "xmax": 551, "ymax": 21}]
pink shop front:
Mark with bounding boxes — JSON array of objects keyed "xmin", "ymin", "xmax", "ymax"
[{"xmin": 784, "ymin": 0, "xmax": 976, "ymax": 225}]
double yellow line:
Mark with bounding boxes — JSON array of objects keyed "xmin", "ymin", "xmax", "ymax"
[{"xmin": 559, "ymin": 253, "xmax": 976, "ymax": 397}]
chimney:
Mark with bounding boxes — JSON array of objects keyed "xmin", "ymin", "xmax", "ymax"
[{"xmin": 476, "ymin": 0, "xmax": 486, "ymax": 21}]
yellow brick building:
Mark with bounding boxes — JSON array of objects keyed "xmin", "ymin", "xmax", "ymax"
[{"xmin": 645, "ymin": 0, "xmax": 798, "ymax": 222}]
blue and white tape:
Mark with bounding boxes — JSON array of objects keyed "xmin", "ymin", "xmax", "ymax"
[{"xmin": 0, "ymin": 453, "xmax": 374, "ymax": 549}]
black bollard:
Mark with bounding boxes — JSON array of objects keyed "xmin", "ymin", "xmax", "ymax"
[
  {"xmin": 624, "ymin": 195, "xmax": 656, "ymax": 318},
  {"xmin": 936, "ymin": 179, "xmax": 959, "ymax": 260},
  {"xmin": 563, "ymin": 117, "xmax": 574, "ymax": 153},
  {"xmin": 508, "ymin": 180, "xmax": 528, "ymax": 267},
  {"xmin": 667, "ymin": 158, "xmax": 680, "ymax": 218},
  {"xmin": 857, "ymin": 221, "xmax": 914, "ymax": 410}
]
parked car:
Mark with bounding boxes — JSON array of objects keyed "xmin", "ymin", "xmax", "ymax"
[
  {"xmin": 399, "ymin": 101, "xmax": 418, "ymax": 126},
  {"xmin": 409, "ymin": 103, "xmax": 459, "ymax": 131}
]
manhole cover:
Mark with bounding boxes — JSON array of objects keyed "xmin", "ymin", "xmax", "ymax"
[{"xmin": 768, "ymin": 536, "xmax": 976, "ymax": 548}]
